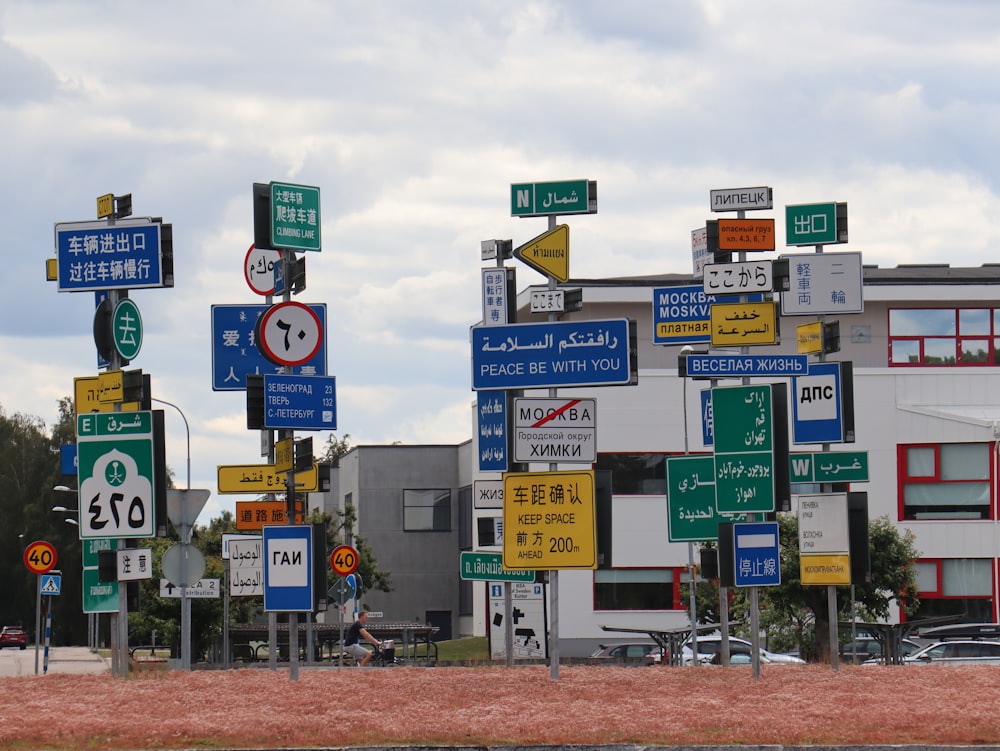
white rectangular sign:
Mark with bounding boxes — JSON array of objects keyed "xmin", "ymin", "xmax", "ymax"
[
  {"xmin": 482, "ymin": 268, "xmax": 510, "ymax": 327},
  {"xmin": 710, "ymin": 186, "xmax": 773, "ymax": 212},
  {"xmin": 513, "ymin": 397, "xmax": 596, "ymax": 464},
  {"xmin": 229, "ymin": 536, "xmax": 264, "ymax": 596},
  {"xmin": 159, "ymin": 578, "xmax": 220, "ymax": 598},
  {"xmin": 798, "ymin": 493, "xmax": 850, "ymax": 554},
  {"xmin": 117, "ymin": 548, "xmax": 153, "ymax": 581},
  {"xmin": 474, "ymin": 479, "xmax": 503, "ymax": 509},
  {"xmin": 703, "ymin": 261, "xmax": 773, "ymax": 296},
  {"xmin": 780, "ymin": 251, "xmax": 864, "ymax": 315}
]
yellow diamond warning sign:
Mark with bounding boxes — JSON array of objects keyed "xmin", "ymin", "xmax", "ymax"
[{"xmin": 514, "ymin": 224, "xmax": 569, "ymax": 282}]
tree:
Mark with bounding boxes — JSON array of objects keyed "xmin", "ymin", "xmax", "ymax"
[
  {"xmin": 684, "ymin": 514, "xmax": 920, "ymax": 662},
  {"xmin": 760, "ymin": 513, "xmax": 920, "ymax": 662}
]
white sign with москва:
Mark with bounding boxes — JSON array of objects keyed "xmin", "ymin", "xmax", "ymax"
[{"xmin": 513, "ymin": 397, "xmax": 596, "ymax": 464}]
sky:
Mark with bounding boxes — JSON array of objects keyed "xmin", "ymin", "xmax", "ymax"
[{"xmin": 2, "ymin": 0, "xmax": 1000, "ymax": 523}]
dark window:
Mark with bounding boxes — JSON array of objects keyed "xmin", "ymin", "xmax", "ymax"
[
  {"xmin": 596, "ymin": 453, "xmax": 667, "ymax": 495},
  {"xmin": 594, "ymin": 568, "xmax": 677, "ymax": 610},
  {"xmin": 458, "ymin": 485, "xmax": 472, "ymax": 549},
  {"xmin": 403, "ymin": 489, "xmax": 451, "ymax": 531}
]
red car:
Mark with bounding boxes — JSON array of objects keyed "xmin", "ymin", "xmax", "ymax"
[{"xmin": 0, "ymin": 626, "xmax": 27, "ymax": 650}]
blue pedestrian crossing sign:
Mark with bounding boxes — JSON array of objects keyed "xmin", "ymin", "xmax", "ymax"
[
  {"xmin": 40, "ymin": 573, "xmax": 62, "ymax": 595},
  {"xmin": 733, "ymin": 522, "xmax": 781, "ymax": 587}
]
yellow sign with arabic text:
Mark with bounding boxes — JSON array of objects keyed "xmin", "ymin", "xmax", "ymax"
[
  {"xmin": 797, "ymin": 321, "xmax": 823, "ymax": 354},
  {"xmin": 73, "ymin": 375, "xmax": 140, "ymax": 413},
  {"xmin": 217, "ymin": 463, "xmax": 318, "ymax": 494},
  {"xmin": 710, "ymin": 301, "xmax": 778, "ymax": 347},
  {"xmin": 275, "ymin": 437, "xmax": 293, "ymax": 473}
]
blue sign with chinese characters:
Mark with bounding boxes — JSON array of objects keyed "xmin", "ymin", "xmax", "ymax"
[
  {"xmin": 472, "ymin": 318, "xmax": 634, "ymax": 391},
  {"xmin": 262, "ymin": 374, "xmax": 336, "ymax": 431},
  {"xmin": 56, "ymin": 221, "xmax": 163, "ymax": 292},
  {"xmin": 211, "ymin": 304, "xmax": 327, "ymax": 391},
  {"xmin": 733, "ymin": 521, "xmax": 781, "ymax": 587}
]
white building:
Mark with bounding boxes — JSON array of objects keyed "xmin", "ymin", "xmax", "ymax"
[{"xmin": 470, "ymin": 264, "xmax": 1000, "ymax": 656}]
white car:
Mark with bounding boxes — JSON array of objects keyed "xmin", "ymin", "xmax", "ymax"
[
  {"xmin": 681, "ymin": 635, "xmax": 805, "ymax": 666},
  {"xmin": 902, "ymin": 640, "xmax": 1000, "ymax": 666}
]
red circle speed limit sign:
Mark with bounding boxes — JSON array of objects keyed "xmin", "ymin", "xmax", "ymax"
[
  {"xmin": 330, "ymin": 544, "xmax": 359, "ymax": 576},
  {"xmin": 23, "ymin": 540, "xmax": 57, "ymax": 575},
  {"xmin": 256, "ymin": 301, "xmax": 323, "ymax": 366}
]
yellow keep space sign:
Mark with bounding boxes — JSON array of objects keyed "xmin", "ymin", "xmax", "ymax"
[
  {"xmin": 800, "ymin": 553, "xmax": 851, "ymax": 585},
  {"xmin": 710, "ymin": 301, "xmax": 778, "ymax": 346},
  {"xmin": 217, "ymin": 463, "xmax": 318, "ymax": 494},
  {"xmin": 502, "ymin": 470, "xmax": 596, "ymax": 570}
]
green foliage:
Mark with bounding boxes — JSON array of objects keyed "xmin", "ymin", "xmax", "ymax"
[{"xmin": 322, "ymin": 432, "xmax": 353, "ymax": 465}]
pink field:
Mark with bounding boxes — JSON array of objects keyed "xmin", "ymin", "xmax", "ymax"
[{"xmin": 2, "ymin": 664, "xmax": 998, "ymax": 749}]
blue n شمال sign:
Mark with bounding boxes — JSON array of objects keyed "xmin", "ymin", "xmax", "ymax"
[
  {"xmin": 262, "ymin": 374, "xmax": 336, "ymax": 431},
  {"xmin": 733, "ymin": 521, "xmax": 780, "ymax": 587},
  {"xmin": 471, "ymin": 318, "xmax": 633, "ymax": 391},
  {"xmin": 262, "ymin": 525, "xmax": 313, "ymax": 612},
  {"xmin": 55, "ymin": 220, "xmax": 163, "ymax": 292},
  {"xmin": 211, "ymin": 303, "xmax": 327, "ymax": 391}
]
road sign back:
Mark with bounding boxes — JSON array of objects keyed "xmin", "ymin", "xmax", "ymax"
[{"xmin": 514, "ymin": 224, "xmax": 569, "ymax": 282}]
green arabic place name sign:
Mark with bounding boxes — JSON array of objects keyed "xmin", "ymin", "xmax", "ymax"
[{"xmin": 790, "ymin": 451, "xmax": 869, "ymax": 483}]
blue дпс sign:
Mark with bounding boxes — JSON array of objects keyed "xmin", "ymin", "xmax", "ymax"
[
  {"xmin": 471, "ymin": 318, "xmax": 634, "ymax": 391},
  {"xmin": 263, "ymin": 374, "xmax": 336, "ymax": 431}
]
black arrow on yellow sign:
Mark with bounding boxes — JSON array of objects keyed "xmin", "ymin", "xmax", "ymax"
[{"xmin": 514, "ymin": 224, "xmax": 569, "ymax": 282}]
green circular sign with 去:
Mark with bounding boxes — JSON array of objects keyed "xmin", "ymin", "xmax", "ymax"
[{"xmin": 112, "ymin": 298, "xmax": 143, "ymax": 361}]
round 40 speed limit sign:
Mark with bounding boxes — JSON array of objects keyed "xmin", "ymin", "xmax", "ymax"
[
  {"xmin": 23, "ymin": 540, "xmax": 57, "ymax": 575},
  {"xmin": 330, "ymin": 544, "xmax": 359, "ymax": 576}
]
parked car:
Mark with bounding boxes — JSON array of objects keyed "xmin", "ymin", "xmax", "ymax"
[
  {"xmin": 901, "ymin": 639, "xmax": 1000, "ymax": 666},
  {"xmin": 681, "ymin": 635, "xmax": 805, "ymax": 666},
  {"xmin": 589, "ymin": 642, "xmax": 665, "ymax": 665},
  {"xmin": 0, "ymin": 626, "xmax": 27, "ymax": 650},
  {"xmin": 841, "ymin": 637, "xmax": 921, "ymax": 663}
]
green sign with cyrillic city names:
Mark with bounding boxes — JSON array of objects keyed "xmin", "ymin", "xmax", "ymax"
[
  {"xmin": 790, "ymin": 451, "xmax": 869, "ymax": 483},
  {"xmin": 511, "ymin": 180, "xmax": 594, "ymax": 217},
  {"xmin": 271, "ymin": 181, "xmax": 321, "ymax": 251}
]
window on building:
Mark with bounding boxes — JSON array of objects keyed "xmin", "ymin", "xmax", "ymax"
[
  {"xmin": 889, "ymin": 307, "xmax": 1000, "ymax": 366},
  {"xmin": 911, "ymin": 558, "xmax": 994, "ymax": 622},
  {"xmin": 594, "ymin": 568, "xmax": 680, "ymax": 610},
  {"xmin": 403, "ymin": 489, "xmax": 451, "ymax": 531},
  {"xmin": 595, "ymin": 453, "xmax": 667, "ymax": 495},
  {"xmin": 898, "ymin": 443, "xmax": 992, "ymax": 520}
]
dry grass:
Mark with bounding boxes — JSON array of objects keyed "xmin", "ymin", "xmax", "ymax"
[{"xmin": 2, "ymin": 664, "xmax": 999, "ymax": 749}]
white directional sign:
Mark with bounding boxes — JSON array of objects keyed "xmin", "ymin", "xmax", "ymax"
[
  {"xmin": 780, "ymin": 251, "xmax": 863, "ymax": 315},
  {"xmin": 513, "ymin": 397, "xmax": 596, "ymax": 464},
  {"xmin": 160, "ymin": 578, "xmax": 221, "ymax": 598}
]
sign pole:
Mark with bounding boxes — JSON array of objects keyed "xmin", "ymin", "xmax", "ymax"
[
  {"xmin": 33, "ymin": 575, "xmax": 41, "ymax": 675},
  {"xmin": 544, "ymin": 213, "xmax": 561, "ymax": 681}
]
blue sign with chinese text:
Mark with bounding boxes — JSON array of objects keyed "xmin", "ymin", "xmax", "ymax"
[
  {"xmin": 472, "ymin": 318, "xmax": 634, "ymax": 391},
  {"xmin": 56, "ymin": 221, "xmax": 163, "ymax": 291},
  {"xmin": 211, "ymin": 304, "xmax": 327, "ymax": 391},
  {"xmin": 733, "ymin": 521, "xmax": 781, "ymax": 587}
]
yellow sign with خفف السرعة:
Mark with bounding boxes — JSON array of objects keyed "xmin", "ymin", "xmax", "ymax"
[
  {"xmin": 217, "ymin": 463, "xmax": 318, "ymax": 494},
  {"xmin": 710, "ymin": 301, "xmax": 778, "ymax": 347},
  {"xmin": 502, "ymin": 470, "xmax": 596, "ymax": 570}
]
